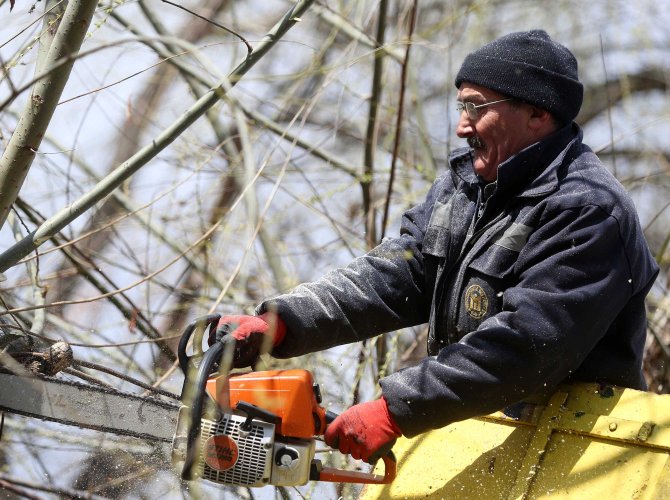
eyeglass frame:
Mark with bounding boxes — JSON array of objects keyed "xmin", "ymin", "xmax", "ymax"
[{"xmin": 456, "ymin": 98, "xmax": 513, "ymax": 120}]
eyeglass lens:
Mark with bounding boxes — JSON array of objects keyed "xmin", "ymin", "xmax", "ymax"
[{"xmin": 456, "ymin": 102, "xmax": 478, "ymax": 119}]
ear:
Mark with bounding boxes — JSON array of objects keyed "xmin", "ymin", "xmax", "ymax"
[{"xmin": 527, "ymin": 106, "xmax": 555, "ymax": 132}]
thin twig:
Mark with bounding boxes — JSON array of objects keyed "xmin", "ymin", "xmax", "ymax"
[
  {"xmin": 63, "ymin": 367, "xmax": 115, "ymax": 388},
  {"xmin": 0, "ymin": 321, "xmax": 180, "ymax": 349},
  {"xmin": 644, "ymin": 199, "xmax": 670, "ymax": 232},
  {"xmin": 73, "ymin": 360, "xmax": 180, "ymax": 400},
  {"xmin": 0, "ymin": 0, "xmax": 65, "ymax": 50},
  {"xmin": 68, "ymin": 334, "xmax": 182, "ymax": 348},
  {"xmin": 160, "ymin": 0, "xmax": 253, "ymax": 55},
  {"xmin": 0, "ymin": 218, "xmax": 224, "ymax": 316},
  {"xmin": 310, "ymin": 3, "xmax": 404, "ymax": 62},
  {"xmin": 0, "ymin": 479, "xmax": 43, "ymax": 500},
  {"xmin": 599, "ymin": 34, "xmax": 617, "ymax": 177},
  {"xmin": 58, "ymin": 50, "xmax": 188, "ymax": 105},
  {"xmin": 0, "ymin": 52, "xmax": 17, "ymax": 95}
]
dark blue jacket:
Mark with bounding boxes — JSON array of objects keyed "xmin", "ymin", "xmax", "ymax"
[{"xmin": 260, "ymin": 124, "xmax": 659, "ymax": 437}]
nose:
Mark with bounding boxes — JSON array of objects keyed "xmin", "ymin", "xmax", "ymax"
[{"xmin": 456, "ymin": 110, "xmax": 474, "ymax": 138}]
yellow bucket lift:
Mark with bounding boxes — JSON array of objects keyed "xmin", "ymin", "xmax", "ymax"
[{"xmin": 362, "ymin": 383, "xmax": 670, "ymax": 499}]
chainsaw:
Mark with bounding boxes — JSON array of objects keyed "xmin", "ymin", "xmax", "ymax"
[{"xmin": 0, "ymin": 314, "xmax": 396, "ymax": 488}]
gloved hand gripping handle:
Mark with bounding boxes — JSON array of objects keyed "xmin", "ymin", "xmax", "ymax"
[{"xmin": 316, "ymin": 410, "xmax": 397, "ymax": 484}]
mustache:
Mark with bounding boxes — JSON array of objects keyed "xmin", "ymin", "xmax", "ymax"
[{"xmin": 468, "ymin": 136, "xmax": 484, "ymax": 149}]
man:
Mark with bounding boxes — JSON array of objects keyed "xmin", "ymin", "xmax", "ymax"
[{"xmin": 213, "ymin": 30, "xmax": 659, "ymax": 464}]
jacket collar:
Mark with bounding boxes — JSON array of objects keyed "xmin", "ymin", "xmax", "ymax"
[
  {"xmin": 448, "ymin": 123, "xmax": 582, "ymax": 197},
  {"xmin": 448, "ymin": 148, "xmax": 478, "ymax": 187}
]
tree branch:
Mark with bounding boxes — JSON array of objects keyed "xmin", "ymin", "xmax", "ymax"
[
  {"xmin": 362, "ymin": 0, "xmax": 388, "ymax": 250},
  {"xmin": 577, "ymin": 67, "xmax": 668, "ymax": 125},
  {"xmin": 0, "ymin": 0, "xmax": 98, "ymax": 230},
  {"xmin": 381, "ymin": 0, "xmax": 418, "ymax": 240},
  {"xmin": 0, "ymin": 0, "xmax": 317, "ymax": 273}
]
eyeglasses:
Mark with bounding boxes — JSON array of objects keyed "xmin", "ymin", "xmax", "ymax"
[{"xmin": 456, "ymin": 98, "xmax": 513, "ymax": 120}]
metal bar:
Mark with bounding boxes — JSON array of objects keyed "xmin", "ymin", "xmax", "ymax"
[{"xmin": 0, "ymin": 372, "xmax": 179, "ymax": 442}]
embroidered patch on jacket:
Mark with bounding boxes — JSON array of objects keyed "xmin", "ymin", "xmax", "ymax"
[{"xmin": 464, "ymin": 284, "xmax": 489, "ymax": 319}]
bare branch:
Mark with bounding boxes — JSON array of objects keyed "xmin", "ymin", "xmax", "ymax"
[
  {"xmin": 362, "ymin": 0, "xmax": 388, "ymax": 250},
  {"xmin": 0, "ymin": 0, "xmax": 317, "ymax": 272},
  {"xmin": 160, "ymin": 0, "xmax": 252, "ymax": 55},
  {"xmin": 381, "ymin": 0, "xmax": 418, "ymax": 240},
  {"xmin": 0, "ymin": 217, "xmax": 223, "ymax": 316},
  {"xmin": 0, "ymin": 0, "xmax": 98, "ymax": 230},
  {"xmin": 577, "ymin": 67, "xmax": 668, "ymax": 125}
]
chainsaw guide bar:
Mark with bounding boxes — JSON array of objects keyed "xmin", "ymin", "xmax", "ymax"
[{"xmin": 0, "ymin": 372, "xmax": 180, "ymax": 442}]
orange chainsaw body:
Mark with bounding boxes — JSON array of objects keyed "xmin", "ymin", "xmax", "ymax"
[
  {"xmin": 174, "ymin": 315, "xmax": 396, "ymax": 486},
  {"xmin": 206, "ymin": 369, "xmax": 327, "ymax": 439},
  {"xmin": 202, "ymin": 368, "xmax": 395, "ymax": 485}
]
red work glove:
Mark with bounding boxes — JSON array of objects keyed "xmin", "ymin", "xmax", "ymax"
[
  {"xmin": 324, "ymin": 397, "xmax": 402, "ymax": 464},
  {"xmin": 211, "ymin": 312, "xmax": 287, "ymax": 368}
]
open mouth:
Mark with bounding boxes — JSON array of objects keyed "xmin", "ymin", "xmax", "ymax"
[{"xmin": 468, "ymin": 136, "xmax": 484, "ymax": 149}]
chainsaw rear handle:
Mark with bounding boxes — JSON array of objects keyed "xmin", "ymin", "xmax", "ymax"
[
  {"xmin": 317, "ymin": 453, "xmax": 397, "ymax": 484},
  {"xmin": 318, "ymin": 410, "xmax": 397, "ymax": 484}
]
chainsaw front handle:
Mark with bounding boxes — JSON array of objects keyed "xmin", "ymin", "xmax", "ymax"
[
  {"xmin": 177, "ymin": 314, "xmax": 221, "ymax": 375},
  {"xmin": 317, "ymin": 452, "xmax": 397, "ymax": 484}
]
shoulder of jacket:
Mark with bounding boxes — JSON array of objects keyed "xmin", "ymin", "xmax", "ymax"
[{"xmin": 558, "ymin": 148, "xmax": 634, "ymax": 214}]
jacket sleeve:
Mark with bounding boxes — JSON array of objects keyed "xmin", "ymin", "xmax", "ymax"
[
  {"xmin": 380, "ymin": 203, "xmax": 658, "ymax": 437},
  {"xmin": 258, "ymin": 176, "xmax": 449, "ymax": 359}
]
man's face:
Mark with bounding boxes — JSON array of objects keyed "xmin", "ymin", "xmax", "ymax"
[{"xmin": 456, "ymin": 83, "xmax": 537, "ymax": 182}]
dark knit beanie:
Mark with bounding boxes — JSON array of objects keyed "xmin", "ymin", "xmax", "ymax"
[{"xmin": 455, "ymin": 30, "xmax": 583, "ymax": 124}]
